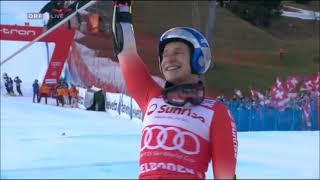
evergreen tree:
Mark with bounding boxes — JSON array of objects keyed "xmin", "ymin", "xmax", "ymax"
[
  {"xmin": 228, "ymin": 0, "xmax": 282, "ymax": 27},
  {"xmin": 295, "ymin": 0, "xmax": 311, "ymax": 4}
]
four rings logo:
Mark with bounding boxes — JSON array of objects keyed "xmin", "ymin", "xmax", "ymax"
[
  {"xmin": 0, "ymin": 28, "xmax": 36, "ymax": 36},
  {"xmin": 147, "ymin": 104, "xmax": 205, "ymax": 123},
  {"xmin": 141, "ymin": 126, "xmax": 200, "ymax": 155}
]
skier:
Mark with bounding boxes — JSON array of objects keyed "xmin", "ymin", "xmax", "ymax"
[
  {"xmin": 111, "ymin": 1, "xmax": 238, "ymax": 179},
  {"xmin": 7, "ymin": 77, "xmax": 15, "ymax": 96},
  {"xmin": 3, "ymin": 73, "xmax": 10, "ymax": 95},
  {"xmin": 14, "ymin": 76, "xmax": 23, "ymax": 96}
]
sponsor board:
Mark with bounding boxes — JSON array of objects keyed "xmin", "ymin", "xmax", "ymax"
[{"xmin": 0, "ymin": 28, "xmax": 36, "ymax": 36}]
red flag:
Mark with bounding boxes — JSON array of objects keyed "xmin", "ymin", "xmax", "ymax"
[
  {"xmin": 314, "ymin": 71, "xmax": 320, "ymax": 93},
  {"xmin": 255, "ymin": 90, "xmax": 265, "ymax": 101},
  {"xmin": 286, "ymin": 75, "xmax": 300, "ymax": 93},
  {"xmin": 300, "ymin": 76, "xmax": 314, "ymax": 92},
  {"xmin": 250, "ymin": 89, "xmax": 265, "ymax": 101},
  {"xmin": 286, "ymin": 75, "xmax": 300, "ymax": 99},
  {"xmin": 270, "ymin": 78, "xmax": 290, "ymax": 111},
  {"xmin": 234, "ymin": 88, "xmax": 242, "ymax": 98},
  {"xmin": 250, "ymin": 88, "xmax": 257, "ymax": 100},
  {"xmin": 300, "ymin": 72, "xmax": 319, "ymax": 93},
  {"xmin": 276, "ymin": 77, "xmax": 282, "ymax": 88}
]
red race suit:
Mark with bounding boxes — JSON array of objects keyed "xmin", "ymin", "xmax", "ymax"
[{"xmin": 117, "ymin": 23, "xmax": 238, "ymax": 179}]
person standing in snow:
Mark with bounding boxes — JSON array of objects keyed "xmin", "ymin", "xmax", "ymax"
[
  {"xmin": 55, "ymin": 80, "xmax": 65, "ymax": 106},
  {"xmin": 69, "ymin": 84, "xmax": 79, "ymax": 108},
  {"xmin": 14, "ymin": 76, "xmax": 23, "ymax": 96},
  {"xmin": 3, "ymin": 73, "xmax": 10, "ymax": 95},
  {"xmin": 39, "ymin": 83, "xmax": 50, "ymax": 104},
  {"xmin": 32, "ymin": 79, "xmax": 40, "ymax": 103},
  {"xmin": 7, "ymin": 77, "xmax": 15, "ymax": 96}
]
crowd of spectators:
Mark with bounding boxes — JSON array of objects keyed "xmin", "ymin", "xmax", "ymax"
[
  {"xmin": 2, "ymin": 73, "xmax": 23, "ymax": 96},
  {"xmin": 34, "ymin": 78, "xmax": 79, "ymax": 108},
  {"xmin": 218, "ymin": 90, "xmax": 319, "ymax": 131},
  {"xmin": 2, "ymin": 71, "xmax": 318, "ymax": 132}
]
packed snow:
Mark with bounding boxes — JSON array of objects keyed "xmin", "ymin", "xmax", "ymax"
[
  {"xmin": 282, "ymin": 5, "xmax": 320, "ymax": 21},
  {"xmin": 1, "ymin": 93, "xmax": 319, "ymax": 179}
]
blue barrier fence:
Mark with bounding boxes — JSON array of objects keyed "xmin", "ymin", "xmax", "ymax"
[
  {"xmin": 102, "ymin": 90, "xmax": 318, "ymax": 131},
  {"xmin": 224, "ymin": 97, "xmax": 319, "ymax": 131}
]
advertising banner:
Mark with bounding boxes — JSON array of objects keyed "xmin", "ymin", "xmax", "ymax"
[
  {"xmin": 105, "ymin": 92, "xmax": 122, "ymax": 116},
  {"xmin": 77, "ymin": 87, "xmax": 87, "ymax": 110},
  {"xmin": 131, "ymin": 98, "xmax": 142, "ymax": 122},
  {"xmin": 120, "ymin": 94, "xmax": 131, "ymax": 120}
]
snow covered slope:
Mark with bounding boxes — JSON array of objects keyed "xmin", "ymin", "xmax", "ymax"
[{"xmin": 1, "ymin": 96, "xmax": 319, "ymax": 179}]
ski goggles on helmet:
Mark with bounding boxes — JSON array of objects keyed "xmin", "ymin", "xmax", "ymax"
[{"xmin": 162, "ymin": 82, "xmax": 205, "ymax": 107}]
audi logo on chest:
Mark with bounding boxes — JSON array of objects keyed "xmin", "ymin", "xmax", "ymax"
[
  {"xmin": 141, "ymin": 126, "xmax": 200, "ymax": 155},
  {"xmin": 0, "ymin": 28, "xmax": 36, "ymax": 36}
]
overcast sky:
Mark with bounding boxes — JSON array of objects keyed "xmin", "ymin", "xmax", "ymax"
[
  {"xmin": 0, "ymin": 1, "xmax": 54, "ymax": 88},
  {"xmin": 0, "ymin": 1, "xmax": 49, "ymax": 26}
]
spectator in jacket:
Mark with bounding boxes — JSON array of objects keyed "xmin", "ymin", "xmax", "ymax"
[
  {"xmin": 38, "ymin": 84, "xmax": 50, "ymax": 104},
  {"xmin": 32, "ymin": 79, "xmax": 40, "ymax": 103},
  {"xmin": 55, "ymin": 81, "xmax": 65, "ymax": 106},
  {"xmin": 14, "ymin": 76, "xmax": 23, "ymax": 96},
  {"xmin": 62, "ymin": 86, "xmax": 70, "ymax": 105},
  {"xmin": 69, "ymin": 84, "xmax": 78, "ymax": 108}
]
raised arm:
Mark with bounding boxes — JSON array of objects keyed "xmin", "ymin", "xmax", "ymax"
[{"xmin": 112, "ymin": 1, "xmax": 161, "ymax": 112}]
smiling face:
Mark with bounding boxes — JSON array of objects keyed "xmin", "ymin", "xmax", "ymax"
[{"xmin": 161, "ymin": 41, "xmax": 199, "ymax": 85}]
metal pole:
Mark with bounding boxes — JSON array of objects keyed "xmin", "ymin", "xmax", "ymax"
[
  {"xmin": 45, "ymin": 42, "xmax": 50, "ymax": 65},
  {"xmin": 43, "ymin": 20, "xmax": 50, "ymax": 66},
  {"xmin": 206, "ymin": 0, "xmax": 216, "ymax": 69},
  {"xmin": 206, "ymin": 0, "xmax": 216, "ymax": 44},
  {"xmin": 192, "ymin": 1, "xmax": 201, "ymax": 31}
]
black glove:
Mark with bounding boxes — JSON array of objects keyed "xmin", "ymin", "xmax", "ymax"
[
  {"xmin": 112, "ymin": 22, "xmax": 124, "ymax": 56},
  {"xmin": 112, "ymin": 0, "xmax": 132, "ymax": 23},
  {"xmin": 111, "ymin": 0, "xmax": 133, "ymax": 55},
  {"xmin": 112, "ymin": 0, "xmax": 133, "ymax": 7}
]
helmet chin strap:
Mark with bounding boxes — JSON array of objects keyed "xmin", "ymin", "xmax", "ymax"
[
  {"xmin": 158, "ymin": 56, "xmax": 163, "ymax": 74},
  {"xmin": 164, "ymin": 80, "xmax": 203, "ymax": 89},
  {"xmin": 164, "ymin": 75, "xmax": 202, "ymax": 88}
]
